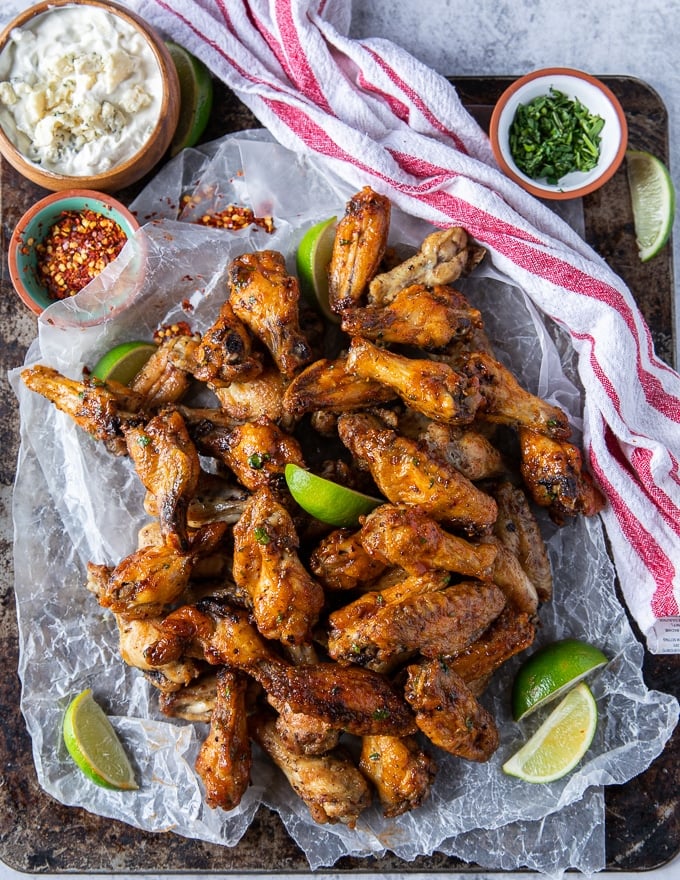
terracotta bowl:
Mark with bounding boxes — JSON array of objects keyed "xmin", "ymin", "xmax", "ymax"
[
  {"xmin": 9, "ymin": 189, "xmax": 141, "ymax": 315},
  {"xmin": 0, "ymin": 0, "xmax": 180, "ymax": 192},
  {"xmin": 489, "ymin": 68, "xmax": 628, "ymax": 200}
]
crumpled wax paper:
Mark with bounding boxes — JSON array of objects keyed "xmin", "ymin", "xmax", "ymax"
[{"xmin": 10, "ymin": 132, "xmax": 679, "ymax": 876}]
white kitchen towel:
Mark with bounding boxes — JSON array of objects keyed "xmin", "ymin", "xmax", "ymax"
[{"xmin": 134, "ymin": 0, "xmax": 680, "ymax": 652}]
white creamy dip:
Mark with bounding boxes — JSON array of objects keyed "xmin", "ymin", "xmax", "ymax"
[{"xmin": 0, "ymin": 5, "xmax": 163, "ymax": 176}]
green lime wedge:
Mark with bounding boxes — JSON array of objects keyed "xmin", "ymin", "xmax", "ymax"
[
  {"xmin": 502, "ymin": 682, "xmax": 598, "ymax": 783},
  {"xmin": 511, "ymin": 638, "xmax": 607, "ymax": 722},
  {"xmin": 91, "ymin": 341, "xmax": 156, "ymax": 385},
  {"xmin": 284, "ymin": 462, "xmax": 381, "ymax": 527},
  {"xmin": 626, "ymin": 150, "xmax": 676, "ymax": 262},
  {"xmin": 166, "ymin": 41, "xmax": 214, "ymax": 156},
  {"xmin": 296, "ymin": 216, "xmax": 338, "ymax": 322},
  {"xmin": 62, "ymin": 689, "xmax": 138, "ymax": 790}
]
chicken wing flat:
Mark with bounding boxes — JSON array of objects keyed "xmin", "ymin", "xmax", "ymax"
[
  {"xmin": 125, "ymin": 410, "xmax": 200, "ymax": 551},
  {"xmin": 328, "ymin": 576, "xmax": 506, "ymax": 671},
  {"xmin": 130, "ymin": 334, "xmax": 195, "ymax": 406},
  {"xmin": 492, "ymin": 481, "xmax": 553, "ymax": 601},
  {"xmin": 419, "ymin": 422, "xmax": 506, "ymax": 482},
  {"xmin": 347, "ymin": 337, "xmax": 482, "ymax": 426},
  {"xmin": 282, "ymin": 356, "xmax": 396, "ymax": 417},
  {"xmin": 457, "ymin": 351, "xmax": 571, "ymax": 440},
  {"xmin": 342, "ymin": 283, "xmax": 483, "ymax": 349},
  {"xmin": 232, "ymin": 488, "xmax": 325, "ymax": 645},
  {"xmin": 213, "ymin": 366, "xmax": 289, "ymax": 424},
  {"xmin": 191, "ymin": 299, "xmax": 263, "ymax": 386},
  {"xmin": 479, "ymin": 536, "xmax": 539, "ymax": 615},
  {"xmin": 338, "ymin": 412, "xmax": 498, "ymax": 534},
  {"xmin": 228, "ymin": 250, "xmax": 313, "ymax": 378},
  {"xmin": 519, "ymin": 427, "xmax": 606, "ymax": 523},
  {"xmin": 159, "ymin": 671, "xmax": 219, "ymax": 721},
  {"xmin": 359, "ymin": 734, "xmax": 436, "ymax": 818},
  {"xmin": 327, "ymin": 186, "xmax": 391, "ymax": 313},
  {"xmin": 195, "ymin": 668, "xmax": 252, "ymax": 811},
  {"xmin": 359, "ymin": 504, "xmax": 498, "ymax": 580},
  {"xmin": 367, "ymin": 226, "xmax": 484, "ymax": 306},
  {"xmin": 405, "ymin": 658, "xmax": 499, "ymax": 761},
  {"xmin": 271, "ymin": 699, "xmax": 341, "ymax": 756},
  {"xmin": 309, "ymin": 528, "xmax": 387, "ymax": 591},
  {"xmin": 250, "ymin": 710, "xmax": 372, "ymax": 827}
]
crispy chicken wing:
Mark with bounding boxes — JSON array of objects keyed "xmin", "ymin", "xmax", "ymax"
[
  {"xmin": 337, "ymin": 412, "xmax": 498, "ymax": 534},
  {"xmin": 195, "ymin": 668, "xmax": 252, "ymax": 811},
  {"xmin": 229, "ymin": 250, "xmax": 313, "ymax": 378},
  {"xmin": 328, "ymin": 186, "xmax": 391, "ymax": 313},
  {"xmin": 159, "ymin": 671, "xmax": 219, "ymax": 721},
  {"xmin": 309, "ymin": 528, "xmax": 387, "ymax": 591},
  {"xmin": 250, "ymin": 710, "xmax": 372, "ymax": 827},
  {"xmin": 479, "ymin": 536, "xmax": 539, "ymax": 615},
  {"xmin": 191, "ymin": 299, "xmax": 263, "ymax": 386},
  {"xmin": 418, "ymin": 422, "xmax": 506, "ymax": 482},
  {"xmin": 125, "ymin": 410, "xmax": 200, "ymax": 551},
  {"xmin": 232, "ymin": 488, "xmax": 324, "ymax": 645},
  {"xmin": 131, "ymin": 334, "xmax": 195, "ymax": 406},
  {"xmin": 359, "ymin": 734, "xmax": 436, "ymax": 818},
  {"xmin": 282, "ymin": 356, "xmax": 396, "ymax": 417},
  {"xmin": 347, "ymin": 337, "xmax": 482, "ymax": 426},
  {"xmin": 518, "ymin": 428, "xmax": 606, "ymax": 523},
  {"xmin": 367, "ymin": 226, "xmax": 484, "ymax": 306},
  {"xmin": 457, "ymin": 351, "xmax": 571, "ymax": 440},
  {"xmin": 405, "ymin": 658, "xmax": 499, "ymax": 761},
  {"xmin": 213, "ymin": 366, "xmax": 289, "ymax": 424},
  {"xmin": 342, "ymin": 284, "xmax": 483, "ymax": 349}
]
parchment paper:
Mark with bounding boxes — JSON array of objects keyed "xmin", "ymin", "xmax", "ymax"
[{"xmin": 10, "ymin": 132, "xmax": 679, "ymax": 877}]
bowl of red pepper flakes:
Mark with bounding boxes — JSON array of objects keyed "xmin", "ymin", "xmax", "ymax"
[{"xmin": 9, "ymin": 189, "xmax": 140, "ymax": 315}]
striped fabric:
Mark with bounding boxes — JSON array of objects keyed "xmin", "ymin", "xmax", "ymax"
[{"xmin": 135, "ymin": 0, "xmax": 680, "ymax": 649}]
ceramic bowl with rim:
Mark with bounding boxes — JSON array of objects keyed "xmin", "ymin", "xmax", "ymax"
[
  {"xmin": 9, "ymin": 189, "xmax": 140, "ymax": 315},
  {"xmin": 489, "ymin": 68, "xmax": 628, "ymax": 200},
  {"xmin": 0, "ymin": 0, "xmax": 180, "ymax": 192}
]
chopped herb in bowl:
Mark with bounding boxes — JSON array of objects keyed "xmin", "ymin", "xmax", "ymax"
[{"xmin": 509, "ymin": 87, "xmax": 605, "ymax": 185}]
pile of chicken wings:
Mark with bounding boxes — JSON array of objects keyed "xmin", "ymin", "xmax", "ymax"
[{"xmin": 22, "ymin": 186, "xmax": 605, "ymax": 826}]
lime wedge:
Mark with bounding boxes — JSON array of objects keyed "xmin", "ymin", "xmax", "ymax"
[
  {"xmin": 62, "ymin": 689, "xmax": 138, "ymax": 790},
  {"xmin": 91, "ymin": 341, "xmax": 156, "ymax": 385},
  {"xmin": 502, "ymin": 682, "xmax": 598, "ymax": 784},
  {"xmin": 284, "ymin": 462, "xmax": 381, "ymax": 527},
  {"xmin": 166, "ymin": 41, "xmax": 214, "ymax": 156},
  {"xmin": 626, "ymin": 150, "xmax": 676, "ymax": 261},
  {"xmin": 296, "ymin": 216, "xmax": 338, "ymax": 322},
  {"xmin": 511, "ymin": 638, "xmax": 607, "ymax": 722}
]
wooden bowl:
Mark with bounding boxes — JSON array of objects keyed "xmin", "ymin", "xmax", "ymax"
[{"xmin": 0, "ymin": 0, "xmax": 180, "ymax": 192}]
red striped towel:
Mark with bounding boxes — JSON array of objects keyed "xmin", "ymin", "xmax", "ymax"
[{"xmin": 135, "ymin": 0, "xmax": 680, "ymax": 652}]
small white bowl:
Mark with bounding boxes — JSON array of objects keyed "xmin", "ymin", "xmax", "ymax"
[{"xmin": 490, "ymin": 68, "xmax": 628, "ymax": 200}]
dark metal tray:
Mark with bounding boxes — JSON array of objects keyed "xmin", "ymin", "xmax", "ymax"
[{"xmin": 0, "ymin": 76, "xmax": 677, "ymax": 874}]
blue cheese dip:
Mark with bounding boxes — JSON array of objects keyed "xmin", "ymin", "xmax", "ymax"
[{"xmin": 0, "ymin": 5, "xmax": 163, "ymax": 175}]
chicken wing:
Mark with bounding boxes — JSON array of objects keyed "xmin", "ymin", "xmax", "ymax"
[
  {"xmin": 159, "ymin": 671, "xmax": 219, "ymax": 721},
  {"xmin": 518, "ymin": 428, "xmax": 606, "ymax": 523},
  {"xmin": 479, "ymin": 537, "xmax": 539, "ymax": 615},
  {"xmin": 347, "ymin": 337, "xmax": 482, "ymax": 426},
  {"xmin": 309, "ymin": 528, "xmax": 387, "ymax": 591},
  {"xmin": 337, "ymin": 412, "xmax": 498, "ymax": 533},
  {"xmin": 195, "ymin": 668, "xmax": 252, "ymax": 811},
  {"xmin": 457, "ymin": 351, "xmax": 571, "ymax": 440},
  {"xmin": 282, "ymin": 356, "xmax": 396, "ymax": 417},
  {"xmin": 250, "ymin": 710, "xmax": 372, "ymax": 827},
  {"xmin": 342, "ymin": 284, "xmax": 483, "ymax": 349},
  {"xmin": 404, "ymin": 658, "xmax": 499, "ymax": 761},
  {"xmin": 213, "ymin": 366, "xmax": 289, "ymax": 424},
  {"xmin": 327, "ymin": 186, "xmax": 391, "ymax": 313},
  {"xmin": 359, "ymin": 734, "xmax": 436, "ymax": 818},
  {"xmin": 131, "ymin": 334, "xmax": 196, "ymax": 406},
  {"xmin": 418, "ymin": 422, "xmax": 506, "ymax": 482},
  {"xmin": 359, "ymin": 504, "xmax": 498, "ymax": 579},
  {"xmin": 191, "ymin": 298, "xmax": 263, "ymax": 386},
  {"xmin": 367, "ymin": 226, "xmax": 484, "ymax": 306},
  {"xmin": 232, "ymin": 487, "xmax": 325, "ymax": 645},
  {"xmin": 125, "ymin": 409, "xmax": 200, "ymax": 551},
  {"xmin": 228, "ymin": 250, "xmax": 313, "ymax": 378}
]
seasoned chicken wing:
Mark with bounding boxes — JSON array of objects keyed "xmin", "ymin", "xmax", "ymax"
[
  {"xmin": 328, "ymin": 186, "xmax": 391, "ymax": 313},
  {"xmin": 337, "ymin": 412, "xmax": 498, "ymax": 533},
  {"xmin": 232, "ymin": 488, "xmax": 324, "ymax": 645},
  {"xmin": 125, "ymin": 409, "xmax": 200, "ymax": 551},
  {"xmin": 405, "ymin": 659, "xmax": 499, "ymax": 761},
  {"xmin": 131, "ymin": 334, "xmax": 195, "ymax": 406},
  {"xmin": 342, "ymin": 284, "xmax": 483, "ymax": 349},
  {"xmin": 480, "ymin": 536, "xmax": 539, "ymax": 615},
  {"xmin": 191, "ymin": 299, "xmax": 262, "ymax": 386},
  {"xmin": 418, "ymin": 422, "xmax": 506, "ymax": 482},
  {"xmin": 195, "ymin": 668, "xmax": 252, "ymax": 811},
  {"xmin": 213, "ymin": 366, "xmax": 289, "ymax": 424},
  {"xmin": 229, "ymin": 250, "xmax": 313, "ymax": 378},
  {"xmin": 159, "ymin": 671, "xmax": 219, "ymax": 721},
  {"xmin": 282, "ymin": 356, "xmax": 396, "ymax": 417},
  {"xmin": 359, "ymin": 734, "xmax": 436, "ymax": 818},
  {"xmin": 250, "ymin": 710, "xmax": 372, "ymax": 827},
  {"xmin": 367, "ymin": 226, "xmax": 485, "ymax": 306},
  {"xmin": 309, "ymin": 528, "xmax": 387, "ymax": 591},
  {"xmin": 518, "ymin": 427, "xmax": 606, "ymax": 523},
  {"xmin": 347, "ymin": 336, "xmax": 482, "ymax": 426}
]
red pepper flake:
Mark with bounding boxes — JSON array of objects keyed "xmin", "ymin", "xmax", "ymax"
[
  {"xmin": 153, "ymin": 321, "xmax": 198, "ymax": 344},
  {"xmin": 36, "ymin": 209, "xmax": 128, "ymax": 300},
  {"xmin": 181, "ymin": 195, "xmax": 275, "ymax": 233}
]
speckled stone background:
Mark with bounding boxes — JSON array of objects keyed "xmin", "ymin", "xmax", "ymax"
[{"xmin": 1, "ymin": 1, "xmax": 679, "ymax": 879}]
